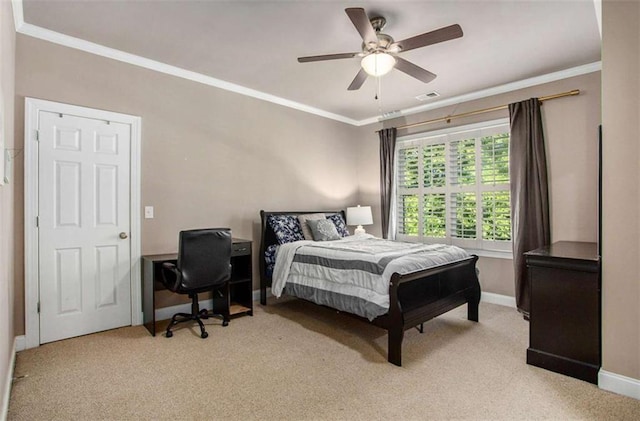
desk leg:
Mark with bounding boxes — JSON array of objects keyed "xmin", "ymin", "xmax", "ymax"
[{"xmin": 142, "ymin": 259, "xmax": 157, "ymax": 336}]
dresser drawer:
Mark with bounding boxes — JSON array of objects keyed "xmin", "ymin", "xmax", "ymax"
[{"xmin": 232, "ymin": 241, "xmax": 251, "ymax": 256}]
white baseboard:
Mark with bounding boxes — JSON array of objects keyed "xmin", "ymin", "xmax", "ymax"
[
  {"xmin": 599, "ymin": 369, "xmax": 640, "ymax": 400},
  {"xmin": 254, "ymin": 289, "xmax": 269, "ymax": 302},
  {"xmin": 253, "ymin": 289, "xmax": 513, "ymax": 308},
  {"xmin": 14, "ymin": 337, "xmax": 25, "ymax": 353},
  {"xmin": 154, "ymin": 299, "xmax": 214, "ymax": 322},
  {"xmin": 254, "ymin": 289, "xmax": 514, "ymax": 309},
  {"xmin": 155, "ymin": 290, "xmax": 264, "ymax": 321},
  {"xmin": 155, "ymin": 290, "xmax": 511, "ymax": 319},
  {"xmin": 480, "ymin": 292, "xmax": 516, "ymax": 308},
  {"xmin": 1, "ymin": 337, "xmax": 18, "ymax": 421}
]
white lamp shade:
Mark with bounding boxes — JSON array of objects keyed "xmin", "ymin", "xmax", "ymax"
[
  {"xmin": 346, "ymin": 205, "xmax": 373, "ymax": 226},
  {"xmin": 361, "ymin": 53, "xmax": 396, "ymax": 77}
]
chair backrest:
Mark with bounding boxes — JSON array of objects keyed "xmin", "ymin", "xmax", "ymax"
[{"xmin": 177, "ymin": 228, "xmax": 232, "ymax": 291}]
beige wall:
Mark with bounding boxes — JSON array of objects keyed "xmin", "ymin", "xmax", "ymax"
[
  {"xmin": 13, "ymin": 34, "xmax": 363, "ymax": 335},
  {"xmin": 356, "ymin": 72, "xmax": 602, "ymax": 298},
  {"xmin": 601, "ymin": 0, "xmax": 640, "ymax": 381},
  {"xmin": 6, "ymin": 0, "xmax": 640, "ymax": 393},
  {"xmin": 0, "ymin": 0, "xmax": 16, "ymax": 412}
]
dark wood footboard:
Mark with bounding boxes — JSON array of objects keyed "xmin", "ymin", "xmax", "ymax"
[
  {"xmin": 373, "ymin": 255, "xmax": 480, "ymax": 366},
  {"xmin": 259, "ymin": 210, "xmax": 481, "ymax": 366}
]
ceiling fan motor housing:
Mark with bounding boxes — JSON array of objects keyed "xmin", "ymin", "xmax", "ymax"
[
  {"xmin": 363, "ymin": 32, "xmax": 395, "ymax": 53},
  {"xmin": 362, "ymin": 16, "xmax": 396, "ymax": 53}
]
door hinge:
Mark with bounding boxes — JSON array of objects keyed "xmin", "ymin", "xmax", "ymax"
[
  {"xmin": 36, "ymin": 216, "xmax": 39, "ymax": 227},
  {"xmin": 37, "ymin": 302, "xmax": 40, "ymax": 313},
  {"xmin": 35, "ymin": 130, "xmax": 39, "ymax": 141}
]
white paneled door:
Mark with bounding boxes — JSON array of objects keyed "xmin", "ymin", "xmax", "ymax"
[{"xmin": 38, "ymin": 111, "xmax": 132, "ymax": 344}]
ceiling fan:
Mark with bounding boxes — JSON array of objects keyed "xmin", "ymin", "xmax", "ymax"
[{"xmin": 298, "ymin": 8, "xmax": 463, "ymax": 91}]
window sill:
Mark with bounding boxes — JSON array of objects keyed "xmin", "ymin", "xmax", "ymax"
[{"xmin": 464, "ymin": 248, "xmax": 513, "ymax": 260}]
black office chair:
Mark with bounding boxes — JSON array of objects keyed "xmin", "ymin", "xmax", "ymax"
[{"xmin": 161, "ymin": 228, "xmax": 232, "ymax": 338}]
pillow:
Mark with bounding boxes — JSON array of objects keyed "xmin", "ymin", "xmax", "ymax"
[
  {"xmin": 297, "ymin": 213, "xmax": 326, "ymax": 240},
  {"xmin": 264, "ymin": 244, "xmax": 279, "ymax": 277},
  {"xmin": 327, "ymin": 213, "xmax": 350, "ymax": 237},
  {"xmin": 264, "ymin": 244, "xmax": 278, "ymax": 267},
  {"xmin": 267, "ymin": 215, "xmax": 304, "ymax": 244},
  {"xmin": 307, "ymin": 218, "xmax": 341, "ymax": 241}
]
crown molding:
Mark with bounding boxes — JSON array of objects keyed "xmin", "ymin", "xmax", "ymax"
[
  {"xmin": 12, "ymin": 0, "xmax": 601, "ymax": 127},
  {"xmin": 11, "ymin": 0, "xmax": 23, "ymax": 31},
  {"xmin": 15, "ymin": 22, "xmax": 361, "ymax": 126},
  {"xmin": 11, "ymin": 1, "xmax": 360, "ymax": 126},
  {"xmin": 374, "ymin": 61, "xmax": 602, "ymax": 124}
]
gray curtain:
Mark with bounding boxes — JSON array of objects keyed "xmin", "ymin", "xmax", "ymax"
[
  {"xmin": 379, "ymin": 128, "xmax": 397, "ymax": 239},
  {"xmin": 508, "ymin": 98, "xmax": 550, "ymax": 318}
]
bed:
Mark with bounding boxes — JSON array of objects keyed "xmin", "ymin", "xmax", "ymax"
[{"xmin": 259, "ymin": 210, "xmax": 481, "ymax": 366}]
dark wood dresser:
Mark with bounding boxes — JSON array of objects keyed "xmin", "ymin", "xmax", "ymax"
[{"xmin": 524, "ymin": 241, "xmax": 601, "ymax": 384}]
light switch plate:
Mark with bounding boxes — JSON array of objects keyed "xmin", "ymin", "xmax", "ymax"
[{"xmin": 144, "ymin": 206, "xmax": 154, "ymax": 219}]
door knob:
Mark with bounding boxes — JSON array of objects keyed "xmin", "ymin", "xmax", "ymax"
[{"xmin": 119, "ymin": 232, "xmax": 128, "ymax": 239}]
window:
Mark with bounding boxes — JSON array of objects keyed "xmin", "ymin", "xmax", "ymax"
[{"xmin": 395, "ymin": 119, "xmax": 511, "ymax": 253}]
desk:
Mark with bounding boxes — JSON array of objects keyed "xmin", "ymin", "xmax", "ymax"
[
  {"xmin": 525, "ymin": 241, "xmax": 600, "ymax": 384},
  {"xmin": 142, "ymin": 238, "xmax": 253, "ymax": 336}
]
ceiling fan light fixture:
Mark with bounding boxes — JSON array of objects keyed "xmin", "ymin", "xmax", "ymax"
[{"xmin": 361, "ymin": 52, "xmax": 396, "ymax": 77}]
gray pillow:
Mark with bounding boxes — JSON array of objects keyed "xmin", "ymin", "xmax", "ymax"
[
  {"xmin": 307, "ymin": 218, "xmax": 341, "ymax": 241},
  {"xmin": 297, "ymin": 213, "xmax": 326, "ymax": 240}
]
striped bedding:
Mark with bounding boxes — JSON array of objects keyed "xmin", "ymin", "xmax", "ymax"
[{"xmin": 271, "ymin": 234, "xmax": 470, "ymax": 320}]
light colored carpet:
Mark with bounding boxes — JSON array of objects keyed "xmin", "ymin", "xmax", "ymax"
[{"xmin": 8, "ymin": 300, "xmax": 640, "ymax": 420}]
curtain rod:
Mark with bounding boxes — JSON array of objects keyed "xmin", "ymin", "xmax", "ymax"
[{"xmin": 376, "ymin": 89, "xmax": 580, "ymax": 133}]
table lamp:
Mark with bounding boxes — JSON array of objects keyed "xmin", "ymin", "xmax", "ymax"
[{"xmin": 346, "ymin": 205, "xmax": 373, "ymax": 235}]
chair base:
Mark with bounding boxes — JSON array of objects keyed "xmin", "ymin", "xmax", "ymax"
[{"xmin": 165, "ymin": 293, "xmax": 229, "ymax": 338}]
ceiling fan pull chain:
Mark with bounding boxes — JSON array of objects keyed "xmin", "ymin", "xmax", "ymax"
[{"xmin": 377, "ymin": 76, "xmax": 385, "ymax": 116}]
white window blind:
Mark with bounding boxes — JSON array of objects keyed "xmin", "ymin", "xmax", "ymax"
[{"xmin": 394, "ymin": 119, "xmax": 511, "ymax": 252}]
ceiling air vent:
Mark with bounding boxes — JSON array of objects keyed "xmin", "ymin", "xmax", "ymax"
[
  {"xmin": 415, "ymin": 91, "xmax": 440, "ymax": 101},
  {"xmin": 381, "ymin": 110, "xmax": 402, "ymax": 118}
]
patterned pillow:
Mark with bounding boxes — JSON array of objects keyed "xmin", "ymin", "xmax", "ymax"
[
  {"xmin": 298, "ymin": 213, "xmax": 326, "ymax": 240},
  {"xmin": 264, "ymin": 244, "xmax": 278, "ymax": 267},
  {"xmin": 327, "ymin": 213, "xmax": 350, "ymax": 237},
  {"xmin": 268, "ymin": 215, "xmax": 304, "ymax": 244},
  {"xmin": 264, "ymin": 244, "xmax": 278, "ymax": 277},
  {"xmin": 307, "ymin": 218, "xmax": 341, "ymax": 241}
]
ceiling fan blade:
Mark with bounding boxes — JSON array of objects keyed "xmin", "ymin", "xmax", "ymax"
[
  {"xmin": 348, "ymin": 68, "xmax": 368, "ymax": 91},
  {"xmin": 395, "ymin": 24, "xmax": 463, "ymax": 52},
  {"xmin": 345, "ymin": 8, "xmax": 378, "ymax": 46},
  {"xmin": 298, "ymin": 52, "xmax": 358, "ymax": 63},
  {"xmin": 394, "ymin": 57, "xmax": 437, "ymax": 83}
]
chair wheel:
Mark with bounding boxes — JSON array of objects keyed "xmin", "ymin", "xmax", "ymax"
[
  {"xmin": 201, "ymin": 331, "xmax": 209, "ymax": 339},
  {"xmin": 222, "ymin": 320, "xmax": 229, "ymax": 327},
  {"xmin": 165, "ymin": 331, "xmax": 173, "ymax": 338}
]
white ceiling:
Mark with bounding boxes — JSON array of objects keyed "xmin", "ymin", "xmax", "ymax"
[{"xmin": 19, "ymin": 0, "xmax": 601, "ymax": 124}]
